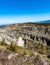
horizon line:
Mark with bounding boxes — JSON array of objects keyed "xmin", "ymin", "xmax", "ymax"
[
  {"xmin": 0, "ymin": 14, "xmax": 50, "ymax": 25},
  {"xmin": 0, "ymin": 19, "xmax": 50, "ymax": 26}
]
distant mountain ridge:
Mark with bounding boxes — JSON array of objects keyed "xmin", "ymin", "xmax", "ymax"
[
  {"xmin": 0, "ymin": 20, "xmax": 50, "ymax": 27},
  {"xmin": 38, "ymin": 20, "xmax": 50, "ymax": 23},
  {"xmin": 23, "ymin": 20, "xmax": 50, "ymax": 24}
]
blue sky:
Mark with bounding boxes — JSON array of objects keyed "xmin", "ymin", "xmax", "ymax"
[{"xmin": 0, "ymin": 0, "xmax": 50, "ymax": 24}]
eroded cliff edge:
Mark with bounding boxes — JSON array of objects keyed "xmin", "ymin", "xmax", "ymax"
[{"xmin": 0, "ymin": 23, "xmax": 50, "ymax": 65}]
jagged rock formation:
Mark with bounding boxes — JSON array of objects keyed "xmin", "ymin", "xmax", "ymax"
[
  {"xmin": 17, "ymin": 37, "xmax": 24, "ymax": 47},
  {"xmin": 0, "ymin": 23, "xmax": 50, "ymax": 46},
  {"xmin": 0, "ymin": 23, "xmax": 50, "ymax": 65}
]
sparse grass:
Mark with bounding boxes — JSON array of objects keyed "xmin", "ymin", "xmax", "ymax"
[
  {"xmin": 46, "ymin": 46, "xmax": 50, "ymax": 59},
  {"xmin": 25, "ymin": 40, "xmax": 47, "ymax": 54},
  {"xmin": 0, "ymin": 45, "xmax": 6, "ymax": 50},
  {"xmin": 20, "ymin": 49, "xmax": 32, "ymax": 55},
  {"xmin": 7, "ymin": 42, "xmax": 18, "ymax": 52},
  {"xmin": 0, "ymin": 38, "xmax": 49, "ymax": 56}
]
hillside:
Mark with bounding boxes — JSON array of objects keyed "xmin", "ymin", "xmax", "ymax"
[{"xmin": 0, "ymin": 22, "xmax": 50, "ymax": 65}]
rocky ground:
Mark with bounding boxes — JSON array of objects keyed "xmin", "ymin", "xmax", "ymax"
[
  {"xmin": 0, "ymin": 48, "xmax": 50, "ymax": 65},
  {"xmin": 0, "ymin": 23, "xmax": 50, "ymax": 65}
]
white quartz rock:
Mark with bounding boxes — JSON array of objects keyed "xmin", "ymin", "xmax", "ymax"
[{"xmin": 17, "ymin": 37, "xmax": 24, "ymax": 47}]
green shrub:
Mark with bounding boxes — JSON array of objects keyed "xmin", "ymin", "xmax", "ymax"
[
  {"xmin": 37, "ymin": 43, "xmax": 47, "ymax": 54},
  {"xmin": 1, "ymin": 39, "xmax": 8, "ymax": 46},
  {"xmin": 7, "ymin": 42, "xmax": 18, "ymax": 52},
  {"xmin": 21, "ymin": 49, "xmax": 32, "ymax": 55}
]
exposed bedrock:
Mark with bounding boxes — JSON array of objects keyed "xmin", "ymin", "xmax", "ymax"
[{"xmin": 0, "ymin": 24, "xmax": 50, "ymax": 46}]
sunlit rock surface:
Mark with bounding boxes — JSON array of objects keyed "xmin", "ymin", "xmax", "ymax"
[{"xmin": 17, "ymin": 37, "xmax": 24, "ymax": 47}]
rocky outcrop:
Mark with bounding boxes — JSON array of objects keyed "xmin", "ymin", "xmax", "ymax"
[
  {"xmin": 17, "ymin": 37, "xmax": 24, "ymax": 47},
  {"xmin": 0, "ymin": 23, "xmax": 50, "ymax": 65},
  {"xmin": 0, "ymin": 49, "xmax": 50, "ymax": 65},
  {"xmin": 0, "ymin": 24, "xmax": 50, "ymax": 45}
]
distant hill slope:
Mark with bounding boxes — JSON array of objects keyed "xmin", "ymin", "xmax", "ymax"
[
  {"xmin": 0, "ymin": 20, "xmax": 50, "ymax": 27},
  {"xmin": 37, "ymin": 20, "xmax": 50, "ymax": 24}
]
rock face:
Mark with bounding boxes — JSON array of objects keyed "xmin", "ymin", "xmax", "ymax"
[
  {"xmin": 0, "ymin": 23, "xmax": 50, "ymax": 45},
  {"xmin": 17, "ymin": 37, "xmax": 24, "ymax": 47}
]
